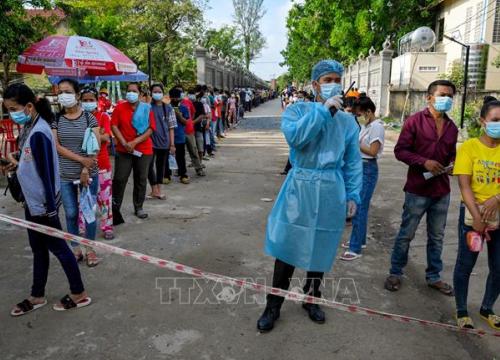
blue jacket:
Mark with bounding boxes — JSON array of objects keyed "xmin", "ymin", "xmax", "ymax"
[
  {"xmin": 264, "ymin": 102, "xmax": 362, "ymax": 272},
  {"xmin": 17, "ymin": 117, "xmax": 60, "ymax": 217}
]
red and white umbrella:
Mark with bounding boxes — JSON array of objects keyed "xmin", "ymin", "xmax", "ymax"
[{"xmin": 16, "ymin": 35, "xmax": 137, "ymax": 77}]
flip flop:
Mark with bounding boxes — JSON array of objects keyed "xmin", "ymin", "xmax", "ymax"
[
  {"xmin": 53, "ymin": 295, "xmax": 92, "ymax": 311},
  {"xmin": 428, "ymin": 281, "xmax": 454, "ymax": 296},
  {"xmin": 11, "ymin": 299, "xmax": 47, "ymax": 317}
]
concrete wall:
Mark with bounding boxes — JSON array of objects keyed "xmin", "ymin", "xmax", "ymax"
[
  {"xmin": 343, "ymin": 36, "xmax": 394, "ymax": 117},
  {"xmin": 391, "ymin": 52, "xmax": 447, "ymax": 90},
  {"xmin": 195, "ymin": 41, "xmax": 269, "ymax": 90}
]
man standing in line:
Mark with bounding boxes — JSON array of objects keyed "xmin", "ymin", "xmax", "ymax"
[
  {"xmin": 384, "ymin": 80, "xmax": 459, "ymax": 296},
  {"xmin": 257, "ymin": 59, "xmax": 362, "ymax": 332}
]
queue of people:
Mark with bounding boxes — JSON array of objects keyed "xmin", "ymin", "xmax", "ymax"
[{"xmin": 1, "ymin": 79, "xmax": 267, "ymax": 316}]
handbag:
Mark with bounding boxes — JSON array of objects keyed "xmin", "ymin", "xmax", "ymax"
[
  {"xmin": 464, "ymin": 204, "xmax": 499, "ymax": 229},
  {"xmin": 5, "ymin": 171, "xmax": 24, "ymax": 203}
]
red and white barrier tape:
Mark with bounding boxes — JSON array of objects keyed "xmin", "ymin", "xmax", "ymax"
[{"xmin": 1, "ymin": 213, "xmax": 498, "ymax": 338}]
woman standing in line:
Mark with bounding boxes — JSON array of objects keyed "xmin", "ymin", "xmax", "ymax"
[{"xmin": 2, "ymin": 83, "xmax": 91, "ymax": 315}]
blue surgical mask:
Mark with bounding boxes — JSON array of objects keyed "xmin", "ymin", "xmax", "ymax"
[
  {"xmin": 320, "ymin": 83, "xmax": 342, "ymax": 100},
  {"xmin": 485, "ymin": 122, "xmax": 500, "ymax": 139},
  {"xmin": 152, "ymin": 93, "xmax": 163, "ymax": 101},
  {"xmin": 433, "ymin": 96, "xmax": 453, "ymax": 112},
  {"xmin": 188, "ymin": 94, "xmax": 196, "ymax": 101},
  {"xmin": 126, "ymin": 92, "xmax": 139, "ymax": 103},
  {"xmin": 9, "ymin": 108, "xmax": 31, "ymax": 125},
  {"xmin": 82, "ymin": 102, "xmax": 97, "ymax": 112}
]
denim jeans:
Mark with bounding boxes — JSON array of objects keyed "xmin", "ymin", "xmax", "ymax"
[
  {"xmin": 210, "ymin": 121, "xmax": 217, "ymax": 150},
  {"xmin": 453, "ymin": 204, "xmax": 500, "ymax": 314},
  {"xmin": 26, "ymin": 208, "xmax": 85, "ymax": 297},
  {"xmin": 349, "ymin": 159, "xmax": 379, "ymax": 254},
  {"xmin": 60, "ymin": 174, "xmax": 99, "ymax": 247},
  {"xmin": 389, "ymin": 192, "xmax": 450, "ymax": 283},
  {"xmin": 216, "ymin": 116, "xmax": 225, "ymax": 136}
]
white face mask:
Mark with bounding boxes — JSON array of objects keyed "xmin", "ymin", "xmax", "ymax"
[{"xmin": 58, "ymin": 93, "xmax": 78, "ymax": 108}]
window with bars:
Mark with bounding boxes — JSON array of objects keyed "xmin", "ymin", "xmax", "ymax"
[{"xmin": 494, "ymin": 0, "xmax": 500, "ymax": 43}]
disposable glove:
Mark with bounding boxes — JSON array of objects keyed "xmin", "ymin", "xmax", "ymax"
[{"xmin": 323, "ymin": 95, "xmax": 343, "ymax": 111}]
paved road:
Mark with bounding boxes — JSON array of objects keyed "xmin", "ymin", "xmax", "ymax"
[{"xmin": 0, "ymin": 99, "xmax": 498, "ymax": 359}]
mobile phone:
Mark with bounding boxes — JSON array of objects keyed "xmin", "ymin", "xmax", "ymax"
[{"xmin": 0, "ymin": 158, "xmax": 11, "ymax": 166}]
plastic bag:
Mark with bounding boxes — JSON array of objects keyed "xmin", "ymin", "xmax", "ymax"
[
  {"xmin": 80, "ymin": 186, "xmax": 97, "ymax": 224},
  {"xmin": 168, "ymin": 154, "xmax": 178, "ymax": 170}
]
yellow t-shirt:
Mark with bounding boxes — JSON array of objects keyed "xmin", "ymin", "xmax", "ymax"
[{"xmin": 453, "ymin": 138, "xmax": 500, "ymax": 203}]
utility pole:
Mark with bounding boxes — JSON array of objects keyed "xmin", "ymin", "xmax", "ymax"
[{"xmin": 444, "ymin": 35, "xmax": 470, "ymax": 128}]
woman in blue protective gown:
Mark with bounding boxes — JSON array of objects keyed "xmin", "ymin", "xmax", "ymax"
[{"xmin": 257, "ymin": 60, "xmax": 363, "ymax": 333}]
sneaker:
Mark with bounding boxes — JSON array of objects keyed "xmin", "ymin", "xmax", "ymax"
[
  {"xmin": 196, "ymin": 169, "xmax": 206, "ymax": 177},
  {"xmin": 180, "ymin": 176, "xmax": 190, "ymax": 184},
  {"xmin": 104, "ymin": 231, "xmax": 115, "ymax": 240},
  {"xmin": 135, "ymin": 209, "xmax": 148, "ymax": 219},
  {"xmin": 162, "ymin": 178, "xmax": 171, "ymax": 185}
]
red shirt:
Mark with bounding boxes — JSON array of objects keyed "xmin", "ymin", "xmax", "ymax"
[
  {"xmin": 98, "ymin": 95, "xmax": 111, "ymax": 112},
  {"xmin": 95, "ymin": 111, "xmax": 112, "ymax": 171},
  {"xmin": 394, "ymin": 108, "xmax": 458, "ymax": 198},
  {"xmin": 111, "ymin": 101, "xmax": 156, "ymax": 155},
  {"xmin": 181, "ymin": 98, "xmax": 195, "ymax": 135}
]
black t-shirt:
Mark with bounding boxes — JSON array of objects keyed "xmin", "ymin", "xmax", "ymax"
[{"xmin": 193, "ymin": 101, "xmax": 206, "ymax": 132}]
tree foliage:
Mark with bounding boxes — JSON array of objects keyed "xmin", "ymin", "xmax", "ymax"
[
  {"xmin": 59, "ymin": 0, "xmax": 206, "ymax": 88},
  {"xmin": 438, "ymin": 59, "xmax": 464, "ymax": 89},
  {"xmin": 204, "ymin": 25, "xmax": 245, "ymax": 65},
  {"xmin": 232, "ymin": 0, "xmax": 266, "ymax": 69},
  {"xmin": 282, "ymin": 0, "xmax": 438, "ymax": 82},
  {"xmin": 1, "ymin": 0, "xmax": 56, "ymax": 90}
]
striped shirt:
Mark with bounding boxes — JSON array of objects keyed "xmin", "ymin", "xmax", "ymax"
[{"xmin": 52, "ymin": 111, "xmax": 99, "ymax": 181}]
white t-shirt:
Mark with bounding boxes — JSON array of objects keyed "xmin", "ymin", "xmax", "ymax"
[{"xmin": 359, "ymin": 119, "xmax": 385, "ymax": 159}]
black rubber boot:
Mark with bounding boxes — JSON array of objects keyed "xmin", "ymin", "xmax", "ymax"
[
  {"xmin": 257, "ymin": 306, "xmax": 281, "ymax": 333},
  {"xmin": 302, "ymin": 302, "xmax": 325, "ymax": 324}
]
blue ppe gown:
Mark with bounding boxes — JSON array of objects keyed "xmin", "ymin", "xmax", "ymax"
[{"xmin": 265, "ymin": 102, "xmax": 362, "ymax": 272}]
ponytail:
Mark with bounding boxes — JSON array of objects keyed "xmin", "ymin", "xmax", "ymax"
[{"xmin": 34, "ymin": 97, "xmax": 55, "ymax": 124}]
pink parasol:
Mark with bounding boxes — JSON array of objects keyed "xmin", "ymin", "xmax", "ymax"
[{"xmin": 16, "ymin": 35, "xmax": 137, "ymax": 77}]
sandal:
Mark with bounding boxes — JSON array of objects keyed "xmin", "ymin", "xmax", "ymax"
[
  {"xmin": 74, "ymin": 250, "xmax": 84, "ymax": 263},
  {"xmin": 53, "ymin": 294, "xmax": 92, "ymax": 311},
  {"xmin": 340, "ymin": 250, "xmax": 362, "ymax": 261},
  {"xmin": 86, "ymin": 251, "xmax": 100, "ymax": 267},
  {"xmin": 10, "ymin": 298, "xmax": 47, "ymax": 317},
  {"xmin": 456, "ymin": 315, "xmax": 475, "ymax": 329},
  {"xmin": 428, "ymin": 281, "xmax": 454, "ymax": 296},
  {"xmin": 384, "ymin": 275, "xmax": 401, "ymax": 292},
  {"xmin": 480, "ymin": 313, "xmax": 500, "ymax": 330}
]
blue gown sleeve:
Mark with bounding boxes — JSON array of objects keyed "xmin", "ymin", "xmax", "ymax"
[
  {"xmin": 281, "ymin": 103, "xmax": 329, "ymax": 149},
  {"xmin": 341, "ymin": 117, "xmax": 363, "ymax": 204},
  {"xmin": 30, "ymin": 132, "xmax": 58, "ymax": 217}
]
